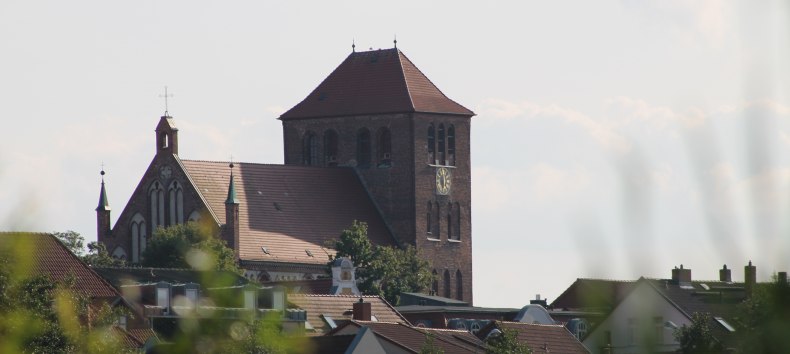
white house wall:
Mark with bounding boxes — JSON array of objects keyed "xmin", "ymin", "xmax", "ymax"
[{"xmin": 583, "ymin": 282, "xmax": 690, "ymax": 354}]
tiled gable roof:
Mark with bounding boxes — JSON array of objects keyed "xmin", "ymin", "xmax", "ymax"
[
  {"xmin": 181, "ymin": 161, "xmax": 396, "ymax": 264},
  {"xmin": 0, "ymin": 232, "xmax": 120, "ymax": 299},
  {"xmin": 482, "ymin": 321, "xmax": 590, "ymax": 354},
  {"xmin": 551, "ymin": 278, "xmax": 635, "ymax": 311},
  {"xmin": 288, "ymin": 294, "xmax": 408, "ymax": 333},
  {"xmin": 340, "ymin": 321, "xmax": 485, "ymax": 353},
  {"xmin": 280, "ymin": 48, "xmax": 473, "ymax": 120}
]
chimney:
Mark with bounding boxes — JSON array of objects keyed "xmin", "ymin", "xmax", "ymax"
[
  {"xmin": 352, "ymin": 298, "xmax": 372, "ymax": 321},
  {"xmin": 530, "ymin": 294, "xmax": 548, "ymax": 308},
  {"xmin": 671, "ymin": 264, "xmax": 692, "ymax": 285},
  {"xmin": 745, "ymin": 261, "xmax": 756, "ymax": 298},
  {"xmin": 719, "ymin": 264, "xmax": 732, "ymax": 282}
]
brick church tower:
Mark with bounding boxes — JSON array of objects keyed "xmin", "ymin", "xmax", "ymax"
[{"xmin": 279, "ymin": 48, "xmax": 475, "ymax": 303}]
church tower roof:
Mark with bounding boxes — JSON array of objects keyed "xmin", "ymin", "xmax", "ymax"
[
  {"xmin": 95, "ymin": 170, "xmax": 111, "ymax": 212},
  {"xmin": 225, "ymin": 163, "xmax": 239, "ymax": 205},
  {"xmin": 280, "ymin": 48, "xmax": 474, "ymax": 120}
]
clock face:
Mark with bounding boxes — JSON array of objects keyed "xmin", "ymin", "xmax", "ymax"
[
  {"xmin": 159, "ymin": 165, "xmax": 172, "ymax": 180},
  {"xmin": 436, "ymin": 167, "xmax": 451, "ymax": 195}
]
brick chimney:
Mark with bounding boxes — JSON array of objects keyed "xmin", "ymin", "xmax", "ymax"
[
  {"xmin": 352, "ymin": 298, "xmax": 372, "ymax": 321},
  {"xmin": 745, "ymin": 261, "xmax": 756, "ymax": 298},
  {"xmin": 671, "ymin": 264, "xmax": 691, "ymax": 285},
  {"xmin": 719, "ymin": 264, "xmax": 731, "ymax": 282}
]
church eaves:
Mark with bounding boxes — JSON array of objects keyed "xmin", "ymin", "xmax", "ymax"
[{"xmin": 279, "ymin": 48, "xmax": 474, "ymax": 120}]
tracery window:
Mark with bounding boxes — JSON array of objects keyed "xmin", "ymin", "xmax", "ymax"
[
  {"xmin": 149, "ymin": 181, "xmax": 164, "ymax": 231},
  {"xmin": 130, "ymin": 213, "xmax": 146, "ymax": 263},
  {"xmin": 168, "ymin": 180, "xmax": 183, "ymax": 225},
  {"xmin": 428, "ymin": 124, "xmax": 435, "ymax": 164},
  {"xmin": 447, "ymin": 125, "xmax": 456, "ymax": 166},
  {"xmin": 438, "ymin": 124, "xmax": 446, "ymax": 165}
]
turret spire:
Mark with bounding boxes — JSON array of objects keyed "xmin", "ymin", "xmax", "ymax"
[
  {"xmin": 96, "ymin": 169, "xmax": 111, "ymax": 212},
  {"xmin": 225, "ymin": 162, "xmax": 239, "ymax": 204}
]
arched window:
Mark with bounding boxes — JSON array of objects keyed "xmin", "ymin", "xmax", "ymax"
[
  {"xmin": 431, "ymin": 270, "xmax": 439, "ymax": 295},
  {"xmin": 447, "ymin": 203, "xmax": 453, "ymax": 239},
  {"xmin": 456, "ymin": 270, "xmax": 463, "ymax": 301},
  {"xmin": 356, "ymin": 128, "xmax": 371, "ymax": 168},
  {"xmin": 453, "ymin": 202, "xmax": 461, "ymax": 240},
  {"xmin": 149, "ymin": 181, "xmax": 164, "ymax": 231},
  {"xmin": 443, "ymin": 269, "xmax": 451, "ymax": 298},
  {"xmin": 428, "ymin": 124, "xmax": 435, "ymax": 164},
  {"xmin": 447, "ymin": 125, "xmax": 456, "ymax": 166},
  {"xmin": 302, "ymin": 132, "xmax": 318, "ymax": 166},
  {"xmin": 426, "ymin": 201, "xmax": 433, "ymax": 236},
  {"xmin": 377, "ymin": 128, "xmax": 392, "ymax": 168},
  {"xmin": 130, "ymin": 213, "xmax": 146, "ymax": 263},
  {"xmin": 323, "ymin": 130, "xmax": 338, "ymax": 166},
  {"xmin": 160, "ymin": 133, "xmax": 169, "ymax": 149},
  {"xmin": 438, "ymin": 124, "xmax": 446, "ymax": 165},
  {"xmin": 168, "ymin": 181, "xmax": 184, "ymax": 225},
  {"xmin": 112, "ymin": 246, "xmax": 127, "ymax": 261}
]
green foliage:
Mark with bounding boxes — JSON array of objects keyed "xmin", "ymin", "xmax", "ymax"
[
  {"xmin": 420, "ymin": 332, "xmax": 444, "ymax": 354},
  {"xmin": 673, "ymin": 312, "xmax": 722, "ymax": 354},
  {"xmin": 83, "ymin": 241, "xmax": 125, "ymax": 267},
  {"xmin": 734, "ymin": 276, "xmax": 790, "ymax": 353},
  {"xmin": 486, "ymin": 328, "xmax": 531, "ymax": 354},
  {"xmin": 141, "ymin": 222, "xmax": 241, "ymax": 273},
  {"xmin": 53, "ymin": 230, "xmax": 84, "ymax": 257},
  {"xmin": 329, "ymin": 221, "xmax": 434, "ymax": 305}
]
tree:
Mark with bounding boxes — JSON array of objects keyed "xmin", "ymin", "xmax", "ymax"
[
  {"xmin": 53, "ymin": 230, "xmax": 84, "ymax": 256},
  {"xmin": 735, "ymin": 275, "xmax": 790, "ymax": 353},
  {"xmin": 329, "ymin": 220, "xmax": 433, "ymax": 305},
  {"xmin": 53, "ymin": 231, "xmax": 124, "ymax": 267},
  {"xmin": 485, "ymin": 328, "xmax": 531, "ymax": 354},
  {"xmin": 420, "ymin": 333, "xmax": 444, "ymax": 354},
  {"xmin": 141, "ymin": 222, "xmax": 241, "ymax": 273},
  {"xmin": 673, "ymin": 312, "xmax": 722, "ymax": 354}
]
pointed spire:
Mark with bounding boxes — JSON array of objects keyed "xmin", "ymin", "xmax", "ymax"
[
  {"xmin": 96, "ymin": 169, "xmax": 111, "ymax": 211},
  {"xmin": 225, "ymin": 162, "xmax": 239, "ymax": 205}
]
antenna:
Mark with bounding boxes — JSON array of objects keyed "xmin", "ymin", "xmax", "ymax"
[
  {"xmin": 159, "ymin": 86, "xmax": 174, "ymax": 116},
  {"xmin": 394, "ymin": 34, "xmax": 397, "ymax": 48},
  {"xmin": 352, "ymin": 38, "xmax": 356, "ymax": 52}
]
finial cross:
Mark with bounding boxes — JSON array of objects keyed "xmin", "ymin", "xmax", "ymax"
[{"xmin": 159, "ymin": 86, "xmax": 174, "ymax": 116}]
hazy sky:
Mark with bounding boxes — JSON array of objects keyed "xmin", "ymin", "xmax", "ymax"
[{"xmin": 1, "ymin": 1, "xmax": 789, "ymax": 308}]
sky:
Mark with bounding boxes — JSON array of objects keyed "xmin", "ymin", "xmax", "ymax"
[{"xmin": 1, "ymin": 1, "xmax": 789, "ymax": 308}]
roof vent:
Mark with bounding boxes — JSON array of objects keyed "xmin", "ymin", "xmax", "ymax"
[
  {"xmin": 261, "ymin": 247, "xmax": 270, "ymax": 255},
  {"xmin": 305, "ymin": 249, "xmax": 314, "ymax": 257},
  {"xmin": 273, "ymin": 202, "xmax": 282, "ymax": 211}
]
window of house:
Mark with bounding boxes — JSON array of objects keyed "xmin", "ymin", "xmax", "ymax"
[
  {"xmin": 447, "ymin": 125, "xmax": 456, "ymax": 166},
  {"xmin": 456, "ymin": 270, "xmax": 463, "ymax": 301},
  {"xmin": 443, "ymin": 269, "xmax": 451, "ymax": 298},
  {"xmin": 356, "ymin": 128, "xmax": 371, "ymax": 168},
  {"xmin": 428, "ymin": 124, "xmax": 435, "ymax": 164},
  {"xmin": 323, "ymin": 130, "xmax": 338, "ymax": 166},
  {"xmin": 438, "ymin": 124, "xmax": 446, "ymax": 165},
  {"xmin": 302, "ymin": 132, "xmax": 318, "ymax": 166},
  {"xmin": 377, "ymin": 128, "xmax": 392, "ymax": 168}
]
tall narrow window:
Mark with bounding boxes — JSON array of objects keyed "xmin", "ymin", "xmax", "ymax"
[
  {"xmin": 447, "ymin": 203, "xmax": 453, "ymax": 239},
  {"xmin": 149, "ymin": 182, "xmax": 164, "ymax": 231},
  {"xmin": 453, "ymin": 202, "xmax": 461, "ymax": 240},
  {"xmin": 323, "ymin": 130, "xmax": 338, "ymax": 166},
  {"xmin": 428, "ymin": 124, "xmax": 435, "ymax": 164},
  {"xmin": 426, "ymin": 202, "xmax": 433, "ymax": 236},
  {"xmin": 431, "ymin": 270, "xmax": 439, "ymax": 295},
  {"xmin": 438, "ymin": 124, "xmax": 446, "ymax": 165},
  {"xmin": 435, "ymin": 203, "xmax": 441, "ymax": 238},
  {"xmin": 377, "ymin": 128, "xmax": 392, "ymax": 168},
  {"xmin": 130, "ymin": 213, "xmax": 146, "ymax": 263},
  {"xmin": 302, "ymin": 132, "xmax": 317, "ymax": 165},
  {"xmin": 456, "ymin": 270, "xmax": 463, "ymax": 301},
  {"xmin": 443, "ymin": 270, "xmax": 451, "ymax": 298},
  {"xmin": 447, "ymin": 125, "xmax": 456, "ymax": 166},
  {"xmin": 356, "ymin": 128, "xmax": 371, "ymax": 168},
  {"xmin": 168, "ymin": 181, "xmax": 183, "ymax": 225}
]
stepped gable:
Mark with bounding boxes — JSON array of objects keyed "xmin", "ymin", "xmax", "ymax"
[
  {"xmin": 0, "ymin": 232, "xmax": 120, "ymax": 299},
  {"xmin": 181, "ymin": 161, "xmax": 396, "ymax": 264},
  {"xmin": 280, "ymin": 48, "xmax": 473, "ymax": 120}
]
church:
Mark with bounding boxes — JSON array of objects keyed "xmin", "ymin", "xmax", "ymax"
[{"xmin": 96, "ymin": 46, "xmax": 475, "ymax": 303}]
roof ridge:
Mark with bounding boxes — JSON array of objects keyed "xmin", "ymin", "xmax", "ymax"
[
  {"xmin": 396, "ymin": 50, "xmax": 474, "ymax": 116},
  {"xmin": 181, "ymin": 159, "xmax": 353, "ymax": 170},
  {"xmin": 395, "ymin": 49, "xmax": 416, "ymax": 112}
]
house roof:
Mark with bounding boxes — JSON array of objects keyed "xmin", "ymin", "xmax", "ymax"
[
  {"xmin": 479, "ymin": 321, "xmax": 590, "ymax": 354},
  {"xmin": 93, "ymin": 267, "xmax": 249, "ymax": 288},
  {"xmin": 262, "ymin": 278, "xmax": 333, "ymax": 295},
  {"xmin": 0, "ymin": 232, "xmax": 121, "ymax": 299},
  {"xmin": 334, "ymin": 321, "xmax": 486, "ymax": 354},
  {"xmin": 551, "ymin": 278, "xmax": 635, "ymax": 311},
  {"xmin": 395, "ymin": 305, "xmax": 520, "ymax": 315},
  {"xmin": 303, "ymin": 334, "xmax": 357, "ymax": 354},
  {"xmin": 280, "ymin": 48, "xmax": 473, "ymax": 120},
  {"xmin": 181, "ymin": 160, "xmax": 397, "ymax": 264},
  {"xmin": 287, "ymin": 294, "xmax": 408, "ymax": 333}
]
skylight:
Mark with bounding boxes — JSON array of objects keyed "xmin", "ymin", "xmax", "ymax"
[{"xmin": 714, "ymin": 317, "xmax": 735, "ymax": 332}]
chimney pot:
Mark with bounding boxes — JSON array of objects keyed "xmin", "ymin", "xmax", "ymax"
[
  {"xmin": 745, "ymin": 261, "xmax": 757, "ymax": 298},
  {"xmin": 353, "ymin": 298, "xmax": 372, "ymax": 321},
  {"xmin": 720, "ymin": 264, "xmax": 732, "ymax": 282}
]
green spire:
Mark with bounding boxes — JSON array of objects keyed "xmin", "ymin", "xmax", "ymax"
[
  {"xmin": 96, "ymin": 170, "xmax": 111, "ymax": 211},
  {"xmin": 225, "ymin": 163, "xmax": 239, "ymax": 205}
]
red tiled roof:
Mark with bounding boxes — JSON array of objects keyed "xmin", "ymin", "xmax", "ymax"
[
  {"xmin": 483, "ymin": 321, "xmax": 589, "ymax": 354},
  {"xmin": 181, "ymin": 161, "xmax": 396, "ymax": 264},
  {"xmin": 0, "ymin": 232, "xmax": 120, "ymax": 299},
  {"xmin": 341, "ymin": 321, "xmax": 485, "ymax": 353},
  {"xmin": 288, "ymin": 294, "xmax": 408, "ymax": 333},
  {"xmin": 280, "ymin": 48, "xmax": 473, "ymax": 120}
]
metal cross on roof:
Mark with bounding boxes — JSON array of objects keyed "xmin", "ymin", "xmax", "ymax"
[{"xmin": 159, "ymin": 86, "xmax": 174, "ymax": 116}]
